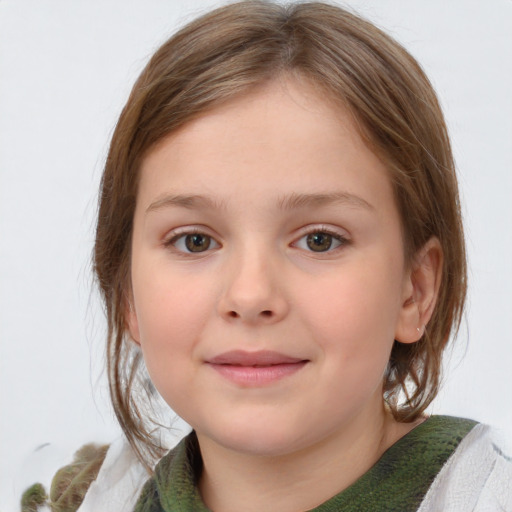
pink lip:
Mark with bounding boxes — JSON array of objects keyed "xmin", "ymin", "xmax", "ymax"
[{"xmin": 206, "ymin": 350, "xmax": 308, "ymax": 386}]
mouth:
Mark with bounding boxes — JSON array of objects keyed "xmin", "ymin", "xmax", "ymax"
[{"xmin": 205, "ymin": 350, "xmax": 309, "ymax": 386}]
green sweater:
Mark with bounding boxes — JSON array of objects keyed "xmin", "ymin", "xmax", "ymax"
[{"xmin": 134, "ymin": 415, "xmax": 477, "ymax": 512}]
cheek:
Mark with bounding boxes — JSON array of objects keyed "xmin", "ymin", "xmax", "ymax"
[
  {"xmin": 132, "ymin": 278, "xmax": 215, "ymax": 408},
  {"xmin": 132, "ymin": 269, "xmax": 216, "ymax": 366},
  {"xmin": 293, "ymin": 260, "xmax": 402, "ymax": 368},
  {"xmin": 295, "ymin": 273, "xmax": 399, "ymax": 414}
]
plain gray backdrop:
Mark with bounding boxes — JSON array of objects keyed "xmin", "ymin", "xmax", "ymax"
[{"xmin": 1, "ymin": 1, "xmax": 511, "ymax": 510}]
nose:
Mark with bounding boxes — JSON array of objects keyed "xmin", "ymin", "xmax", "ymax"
[{"xmin": 217, "ymin": 247, "xmax": 289, "ymax": 325}]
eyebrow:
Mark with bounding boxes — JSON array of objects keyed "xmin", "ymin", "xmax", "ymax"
[
  {"xmin": 146, "ymin": 194, "xmax": 226, "ymax": 213},
  {"xmin": 146, "ymin": 191, "xmax": 374, "ymax": 214},
  {"xmin": 277, "ymin": 192, "xmax": 374, "ymax": 211}
]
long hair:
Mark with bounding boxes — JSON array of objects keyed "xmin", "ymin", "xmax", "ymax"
[{"xmin": 94, "ymin": 1, "xmax": 466, "ymax": 469}]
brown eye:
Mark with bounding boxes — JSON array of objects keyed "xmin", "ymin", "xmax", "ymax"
[
  {"xmin": 184, "ymin": 233, "xmax": 212, "ymax": 252},
  {"xmin": 168, "ymin": 230, "xmax": 220, "ymax": 254},
  {"xmin": 306, "ymin": 232, "xmax": 333, "ymax": 252}
]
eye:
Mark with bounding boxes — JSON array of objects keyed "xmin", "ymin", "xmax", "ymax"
[
  {"xmin": 168, "ymin": 232, "xmax": 220, "ymax": 253},
  {"xmin": 294, "ymin": 230, "xmax": 347, "ymax": 253}
]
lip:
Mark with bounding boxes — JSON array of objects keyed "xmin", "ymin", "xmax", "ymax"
[{"xmin": 205, "ymin": 350, "xmax": 308, "ymax": 386}]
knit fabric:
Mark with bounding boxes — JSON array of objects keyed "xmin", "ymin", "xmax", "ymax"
[{"xmin": 134, "ymin": 415, "xmax": 477, "ymax": 512}]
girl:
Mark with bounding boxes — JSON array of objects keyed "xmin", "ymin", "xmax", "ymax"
[{"xmin": 20, "ymin": 1, "xmax": 511, "ymax": 511}]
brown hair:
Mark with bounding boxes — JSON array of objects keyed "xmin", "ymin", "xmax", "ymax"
[{"xmin": 94, "ymin": 0, "xmax": 466, "ymax": 469}]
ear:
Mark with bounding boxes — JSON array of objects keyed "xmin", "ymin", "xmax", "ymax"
[
  {"xmin": 124, "ymin": 294, "xmax": 141, "ymax": 346},
  {"xmin": 395, "ymin": 237, "xmax": 443, "ymax": 344}
]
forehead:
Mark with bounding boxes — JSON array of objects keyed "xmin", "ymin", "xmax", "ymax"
[{"xmin": 137, "ymin": 77, "xmax": 395, "ymax": 216}]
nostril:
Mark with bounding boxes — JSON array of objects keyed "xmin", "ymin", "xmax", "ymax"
[{"xmin": 224, "ymin": 310, "xmax": 275, "ymax": 320}]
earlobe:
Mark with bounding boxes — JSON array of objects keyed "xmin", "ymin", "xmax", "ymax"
[{"xmin": 395, "ymin": 237, "xmax": 443, "ymax": 344}]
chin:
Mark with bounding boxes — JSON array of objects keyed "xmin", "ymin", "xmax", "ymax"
[
  {"xmin": 223, "ymin": 434, "xmax": 302, "ymax": 457},
  {"xmin": 199, "ymin": 417, "xmax": 315, "ymax": 458}
]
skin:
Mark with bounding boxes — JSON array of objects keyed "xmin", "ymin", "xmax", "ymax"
[{"xmin": 127, "ymin": 76, "xmax": 442, "ymax": 512}]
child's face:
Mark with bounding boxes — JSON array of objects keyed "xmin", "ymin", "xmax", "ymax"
[{"xmin": 128, "ymin": 78, "xmax": 415, "ymax": 457}]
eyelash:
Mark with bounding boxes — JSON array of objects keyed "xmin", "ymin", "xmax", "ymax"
[
  {"xmin": 163, "ymin": 226, "xmax": 350, "ymax": 255},
  {"xmin": 164, "ymin": 227, "xmax": 221, "ymax": 255},
  {"xmin": 293, "ymin": 226, "xmax": 350, "ymax": 254}
]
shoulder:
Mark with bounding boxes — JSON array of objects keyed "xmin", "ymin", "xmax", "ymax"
[
  {"xmin": 21, "ymin": 421, "xmax": 191, "ymax": 511},
  {"xmin": 133, "ymin": 478, "xmax": 164, "ymax": 512},
  {"xmin": 21, "ymin": 443, "xmax": 109, "ymax": 512},
  {"xmin": 418, "ymin": 418, "xmax": 512, "ymax": 511},
  {"xmin": 133, "ymin": 432, "xmax": 209, "ymax": 512},
  {"xmin": 21, "ymin": 438, "xmax": 151, "ymax": 512},
  {"xmin": 75, "ymin": 436, "xmax": 151, "ymax": 512}
]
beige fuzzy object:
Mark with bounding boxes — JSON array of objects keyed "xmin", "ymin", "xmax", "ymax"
[
  {"xmin": 21, "ymin": 443, "xmax": 109, "ymax": 512},
  {"xmin": 49, "ymin": 443, "xmax": 109, "ymax": 512}
]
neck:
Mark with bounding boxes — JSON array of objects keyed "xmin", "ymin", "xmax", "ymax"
[{"xmin": 197, "ymin": 402, "xmax": 423, "ymax": 512}]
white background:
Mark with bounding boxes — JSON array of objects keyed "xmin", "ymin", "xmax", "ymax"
[{"xmin": 1, "ymin": 1, "xmax": 511, "ymax": 510}]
